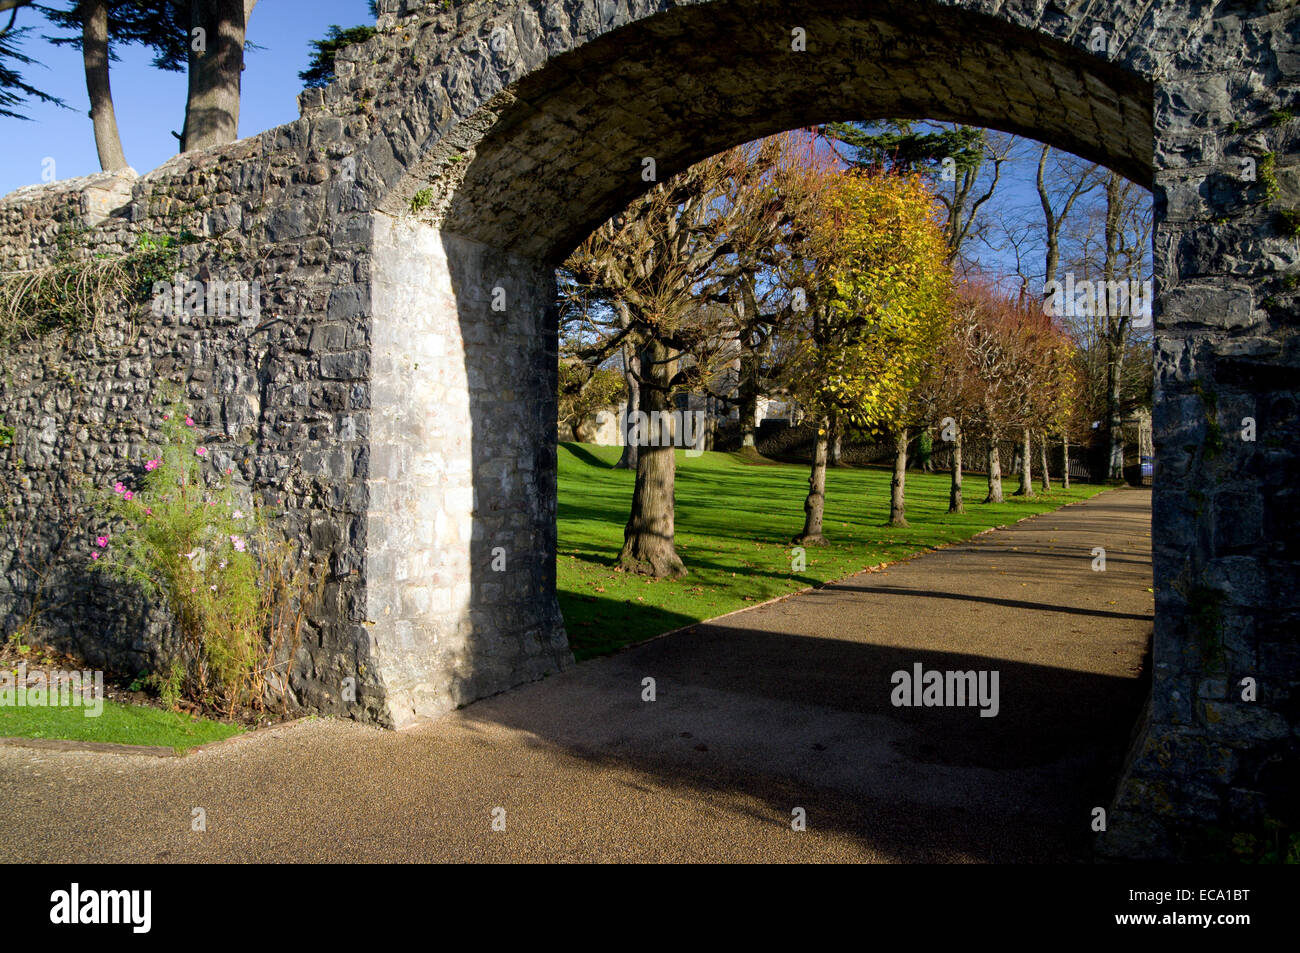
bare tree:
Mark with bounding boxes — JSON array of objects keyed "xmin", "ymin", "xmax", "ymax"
[
  {"xmin": 1036, "ymin": 145, "xmax": 1102, "ymax": 289},
  {"xmin": 564, "ymin": 140, "xmax": 803, "ymax": 576}
]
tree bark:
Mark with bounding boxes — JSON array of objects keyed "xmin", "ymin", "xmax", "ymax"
[
  {"xmin": 617, "ymin": 339, "xmax": 684, "ymax": 577},
  {"xmin": 889, "ymin": 426, "xmax": 909, "ymax": 527},
  {"xmin": 794, "ymin": 416, "xmax": 829, "ymax": 545},
  {"xmin": 1015, "ymin": 427, "xmax": 1035, "ymax": 497},
  {"xmin": 1039, "ymin": 435, "xmax": 1052, "ymax": 491},
  {"xmin": 738, "ymin": 352, "xmax": 759, "ymax": 449},
  {"xmin": 1062, "ymin": 436, "xmax": 1071, "ymax": 489},
  {"xmin": 984, "ymin": 441, "xmax": 1003, "ymax": 503},
  {"xmin": 1107, "ymin": 355, "xmax": 1125, "ymax": 479},
  {"xmin": 948, "ymin": 421, "xmax": 964, "ymax": 514},
  {"xmin": 829, "ymin": 413, "xmax": 842, "ymax": 466},
  {"xmin": 1103, "ymin": 171, "xmax": 1128, "ymax": 481},
  {"xmin": 82, "ymin": 0, "xmax": 128, "ymax": 171},
  {"xmin": 614, "ymin": 343, "xmax": 639, "ymax": 470},
  {"xmin": 179, "ymin": 0, "xmax": 256, "ymax": 153}
]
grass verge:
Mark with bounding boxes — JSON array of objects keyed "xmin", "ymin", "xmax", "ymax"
[{"xmin": 0, "ymin": 697, "xmax": 243, "ymax": 753}]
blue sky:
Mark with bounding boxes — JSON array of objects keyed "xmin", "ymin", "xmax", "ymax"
[{"xmin": 0, "ymin": 0, "xmax": 374, "ymax": 195}]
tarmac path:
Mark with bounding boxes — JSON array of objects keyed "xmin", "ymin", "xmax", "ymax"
[{"xmin": 0, "ymin": 487, "xmax": 1152, "ymax": 863}]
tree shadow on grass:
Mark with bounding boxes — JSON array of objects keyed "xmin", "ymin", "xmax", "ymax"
[{"xmin": 559, "ymin": 442, "xmax": 620, "ymax": 469}]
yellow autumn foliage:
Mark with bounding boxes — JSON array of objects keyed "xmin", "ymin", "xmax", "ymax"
[{"xmin": 794, "ymin": 169, "xmax": 954, "ymax": 429}]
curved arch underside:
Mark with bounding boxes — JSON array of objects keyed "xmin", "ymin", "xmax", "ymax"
[{"xmin": 434, "ymin": 0, "xmax": 1154, "ymax": 259}]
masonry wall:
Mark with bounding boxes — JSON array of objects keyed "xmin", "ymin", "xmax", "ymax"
[
  {"xmin": 367, "ymin": 216, "xmax": 571, "ymax": 725},
  {"xmin": 1100, "ymin": 3, "xmax": 1300, "ymax": 858},
  {"xmin": 0, "ymin": 140, "xmax": 387, "ymax": 721}
]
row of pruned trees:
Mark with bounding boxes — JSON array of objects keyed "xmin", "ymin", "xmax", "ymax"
[
  {"xmin": 920, "ymin": 281, "xmax": 1083, "ymax": 516},
  {"xmin": 560, "ymin": 129, "xmax": 1094, "ymax": 578}
]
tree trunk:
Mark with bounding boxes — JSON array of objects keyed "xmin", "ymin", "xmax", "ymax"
[
  {"xmin": 1106, "ymin": 354, "xmax": 1125, "ymax": 479},
  {"xmin": 616, "ymin": 339, "xmax": 684, "ymax": 577},
  {"xmin": 1039, "ymin": 436, "xmax": 1052, "ymax": 491},
  {"xmin": 179, "ymin": 0, "xmax": 255, "ymax": 153},
  {"xmin": 1015, "ymin": 427, "xmax": 1035, "ymax": 497},
  {"xmin": 795, "ymin": 416, "xmax": 830, "ymax": 545},
  {"xmin": 82, "ymin": 0, "xmax": 128, "ymax": 171},
  {"xmin": 948, "ymin": 422, "xmax": 964, "ymax": 514},
  {"xmin": 889, "ymin": 426, "xmax": 909, "ymax": 527},
  {"xmin": 738, "ymin": 353, "xmax": 759, "ymax": 449},
  {"xmin": 1062, "ymin": 436, "xmax": 1071, "ymax": 489},
  {"xmin": 829, "ymin": 413, "xmax": 842, "ymax": 466},
  {"xmin": 1103, "ymin": 171, "xmax": 1128, "ymax": 481},
  {"xmin": 614, "ymin": 344, "xmax": 639, "ymax": 470},
  {"xmin": 984, "ymin": 441, "xmax": 1003, "ymax": 504}
]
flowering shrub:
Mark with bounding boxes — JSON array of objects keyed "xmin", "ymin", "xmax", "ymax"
[{"xmin": 93, "ymin": 398, "xmax": 321, "ymax": 716}]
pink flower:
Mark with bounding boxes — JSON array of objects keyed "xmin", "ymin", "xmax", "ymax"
[
  {"xmin": 185, "ymin": 416, "xmax": 195, "ymax": 427},
  {"xmin": 123, "ymin": 491, "xmax": 134, "ymax": 501},
  {"xmin": 145, "ymin": 508, "xmax": 152, "ymax": 516},
  {"xmin": 113, "ymin": 482, "xmax": 125, "ymax": 494},
  {"xmin": 195, "ymin": 447, "xmax": 207, "ymax": 457},
  {"xmin": 145, "ymin": 458, "xmax": 160, "ymax": 471},
  {"xmin": 162, "ymin": 414, "xmax": 169, "ymax": 420},
  {"xmin": 95, "ymin": 536, "xmax": 108, "ymax": 547},
  {"xmin": 225, "ymin": 467, "xmax": 233, "ymax": 475},
  {"xmin": 230, "ymin": 535, "xmax": 246, "ymax": 552},
  {"xmin": 91, "ymin": 552, "xmax": 100, "ymax": 561}
]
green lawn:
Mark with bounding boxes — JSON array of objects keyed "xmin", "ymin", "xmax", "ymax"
[
  {"xmin": 0, "ymin": 697, "xmax": 243, "ymax": 753},
  {"xmin": 558, "ymin": 443, "xmax": 1112, "ymax": 659},
  {"xmin": 2, "ymin": 448, "xmax": 1106, "ymax": 748}
]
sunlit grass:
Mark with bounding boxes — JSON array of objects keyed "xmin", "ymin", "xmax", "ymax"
[
  {"xmin": 0, "ymin": 697, "xmax": 243, "ymax": 753},
  {"xmin": 557, "ymin": 442, "xmax": 1111, "ymax": 659}
]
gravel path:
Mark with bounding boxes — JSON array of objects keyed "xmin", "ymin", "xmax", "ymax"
[{"xmin": 0, "ymin": 487, "xmax": 1152, "ymax": 863}]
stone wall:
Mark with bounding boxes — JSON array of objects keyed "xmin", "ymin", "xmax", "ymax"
[
  {"xmin": 0, "ymin": 136, "xmax": 389, "ymax": 721},
  {"xmin": 0, "ymin": 0, "xmax": 1295, "ymax": 857},
  {"xmin": 367, "ymin": 216, "xmax": 570, "ymax": 723},
  {"xmin": 1101, "ymin": 0, "xmax": 1300, "ymax": 858}
]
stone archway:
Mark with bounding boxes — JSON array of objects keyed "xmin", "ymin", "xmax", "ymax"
[
  {"xmin": 354, "ymin": 0, "xmax": 1159, "ymax": 728},
  {"xmin": 0, "ymin": 0, "xmax": 1294, "ymax": 859}
]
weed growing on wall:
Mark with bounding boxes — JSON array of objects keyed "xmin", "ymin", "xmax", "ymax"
[
  {"xmin": 91, "ymin": 395, "xmax": 323, "ymax": 717},
  {"xmin": 0, "ymin": 230, "xmax": 188, "ymax": 351}
]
